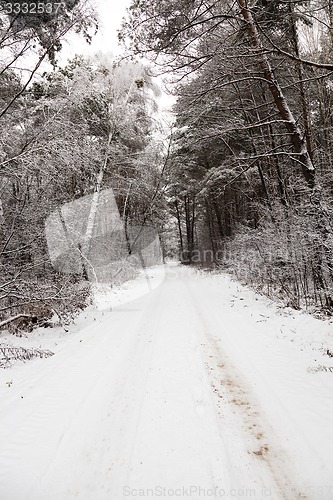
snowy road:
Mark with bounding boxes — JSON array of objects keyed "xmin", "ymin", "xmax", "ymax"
[{"xmin": 1, "ymin": 264, "xmax": 333, "ymax": 499}]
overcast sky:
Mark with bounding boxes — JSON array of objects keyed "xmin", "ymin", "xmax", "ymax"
[
  {"xmin": 60, "ymin": 0, "xmax": 132, "ymax": 62},
  {"xmin": 58, "ymin": 0, "xmax": 175, "ymax": 118}
]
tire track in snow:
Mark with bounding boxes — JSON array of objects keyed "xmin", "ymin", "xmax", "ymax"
[
  {"xmin": 206, "ymin": 335, "xmax": 307, "ymax": 500},
  {"xmin": 33, "ymin": 283, "xmax": 166, "ymax": 500},
  {"xmin": 116, "ymin": 266, "xmax": 234, "ymax": 496},
  {"xmin": 0, "ymin": 285, "xmax": 165, "ymax": 500},
  {"xmin": 0, "ymin": 265, "xmax": 316, "ymax": 499},
  {"xmin": 118, "ymin": 284, "xmax": 165, "ymax": 495},
  {"xmin": 185, "ymin": 273, "xmax": 308, "ymax": 499}
]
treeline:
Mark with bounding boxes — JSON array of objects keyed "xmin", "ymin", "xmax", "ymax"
[
  {"xmin": 0, "ymin": 1, "xmax": 167, "ymax": 332},
  {"xmin": 122, "ymin": 0, "xmax": 333, "ymax": 313}
]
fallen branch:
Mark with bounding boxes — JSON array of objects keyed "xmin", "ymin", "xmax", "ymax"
[{"xmin": 0, "ymin": 345, "xmax": 54, "ymax": 368}]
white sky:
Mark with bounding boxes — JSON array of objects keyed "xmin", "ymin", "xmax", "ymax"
[
  {"xmin": 58, "ymin": 0, "xmax": 175, "ymax": 116},
  {"xmin": 60, "ymin": 0, "xmax": 132, "ymax": 61}
]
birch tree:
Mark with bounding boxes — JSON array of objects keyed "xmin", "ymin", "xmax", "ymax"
[{"xmin": 0, "ymin": 53, "xmax": 168, "ymax": 329}]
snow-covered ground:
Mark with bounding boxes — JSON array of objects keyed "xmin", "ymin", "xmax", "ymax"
[{"xmin": 0, "ymin": 264, "xmax": 333, "ymax": 500}]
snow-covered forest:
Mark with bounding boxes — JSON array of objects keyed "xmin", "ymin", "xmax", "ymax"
[
  {"xmin": 2, "ymin": 0, "xmax": 333, "ymax": 331},
  {"xmin": 1, "ymin": 2, "xmax": 333, "ymax": 499},
  {"xmin": 0, "ymin": 0, "xmax": 170, "ymax": 331},
  {"xmin": 121, "ymin": 0, "xmax": 333, "ymax": 313}
]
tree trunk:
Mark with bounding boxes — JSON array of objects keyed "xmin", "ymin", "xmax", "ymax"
[
  {"xmin": 289, "ymin": 1, "xmax": 313, "ymax": 162},
  {"xmin": 213, "ymin": 200, "xmax": 224, "ymax": 240},
  {"xmin": 184, "ymin": 195, "xmax": 195, "ymax": 263},
  {"xmin": 237, "ymin": 0, "xmax": 315, "ymax": 187},
  {"xmin": 175, "ymin": 199, "xmax": 184, "ymax": 256},
  {"xmin": 0, "ymin": 198, "xmax": 4, "ymax": 226}
]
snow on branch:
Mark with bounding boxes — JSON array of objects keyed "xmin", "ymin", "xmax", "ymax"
[
  {"xmin": 0, "ymin": 314, "xmax": 35, "ymax": 329},
  {"xmin": 0, "ymin": 345, "xmax": 54, "ymax": 368}
]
